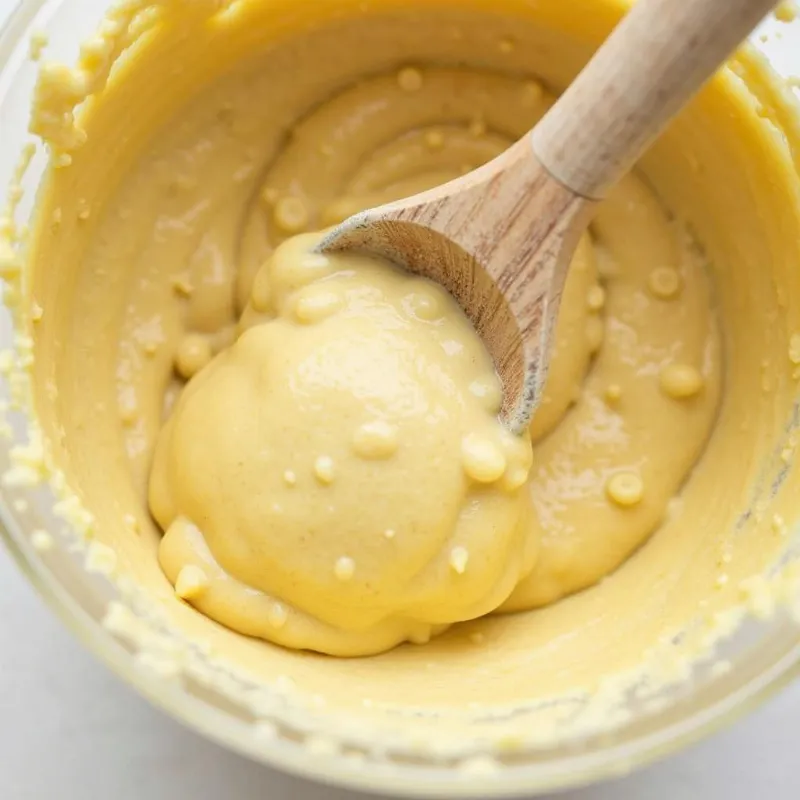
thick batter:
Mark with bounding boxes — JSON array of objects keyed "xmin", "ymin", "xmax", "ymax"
[
  {"xmin": 7, "ymin": 0, "xmax": 800, "ymax": 755},
  {"xmin": 152, "ymin": 231, "xmax": 538, "ymax": 657},
  {"xmin": 143, "ymin": 60, "xmax": 721, "ymax": 655}
]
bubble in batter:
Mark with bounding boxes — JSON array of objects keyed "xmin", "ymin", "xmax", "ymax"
[
  {"xmin": 174, "ymin": 333, "xmax": 213, "ymax": 380},
  {"xmin": 648, "ymin": 266, "xmax": 682, "ymax": 299},
  {"xmin": 334, "ymin": 556, "xmax": 356, "ymax": 582},
  {"xmin": 175, "ymin": 564, "xmax": 208, "ymax": 600},
  {"xmin": 294, "ymin": 289, "xmax": 343, "ymax": 324},
  {"xmin": 404, "ymin": 287, "xmax": 443, "ymax": 321},
  {"xmin": 283, "ymin": 469, "xmax": 297, "ymax": 486},
  {"xmin": 586, "ymin": 285, "xmax": 606, "ymax": 311},
  {"xmin": 660, "ymin": 363, "xmax": 704, "ymax": 399},
  {"xmin": 314, "ymin": 455, "xmax": 336, "ymax": 485},
  {"xmin": 268, "ymin": 602, "xmax": 289, "ymax": 629},
  {"xmin": 606, "ymin": 472, "xmax": 645, "ymax": 507},
  {"xmin": 450, "ymin": 546, "xmax": 470, "ymax": 575},
  {"xmin": 461, "ymin": 433, "xmax": 508, "ymax": 484}
]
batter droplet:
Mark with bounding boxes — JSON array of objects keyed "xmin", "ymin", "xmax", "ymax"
[
  {"xmin": 118, "ymin": 393, "xmax": 138, "ymax": 426},
  {"xmin": 175, "ymin": 565, "xmax": 208, "ymax": 600},
  {"xmin": 273, "ymin": 252, "xmax": 333, "ymax": 295},
  {"xmin": 660, "ymin": 363, "xmax": 704, "ymax": 399},
  {"xmin": 606, "ymin": 472, "xmax": 644, "ymax": 507},
  {"xmin": 502, "ymin": 466, "xmax": 530, "ymax": 491},
  {"xmin": 648, "ymin": 267, "xmax": 682, "ymax": 300},
  {"xmin": 461, "ymin": 433, "xmax": 507, "ymax": 484},
  {"xmin": 499, "ymin": 431, "xmax": 532, "ymax": 491},
  {"xmin": 604, "ymin": 383, "xmax": 623, "ymax": 404},
  {"xmin": 586, "ymin": 285, "xmax": 606, "ymax": 311},
  {"xmin": 409, "ymin": 629, "xmax": 431, "ymax": 645},
  {"xmin": 314, "ymin": 455, "xmax": 336, "ymax": 485},
  {"xmin": 268, "ymin": 602, "xmax": 289, "ymax": 629},
  {"xmin": 294, "ymin": 290, "xmax": 342, "ymax": 324},
  {"xmin": 283, "ymin": 469, "xmax": 297, "ymax": 487},
  {"xmin": 585, "ymin": 316, "xmax": 605, "ymax": 353},
  {"xmin": 175, "ymin": 333, "xmax": 213, "ymax": 380},
  {"xmin": 334, "ymin": 556, "xmax": 355, "ymax": 581},
  {"xmin": 397, "ymin": 66, "xmax": 423, "ymax": 92},
  {"xmin": 273, "ymin": 196, "xmax": 309, "ymax": 234},
  {"xmin": 450, "ymin": 546, "xmax": 470, "ymax": 574},
  {"xmin": 171, "ymin": 273, "xmax": 194, "ymax": 297},
  {"xmin": 404, "ymin": 289, "xmax": 442, "ymax": 321},
  {"xmin": 352, "ymin": 420, "xmax": 399, "ymax": 460}
]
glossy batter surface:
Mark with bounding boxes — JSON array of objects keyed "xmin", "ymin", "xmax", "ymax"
[
  {"xmin": 139, "ymin": 59, "xmax": 720, "ymax": 654},
  {"xmin": 152, "ymin": 233, "xmax": 537, "ymax": 656},
  {"xmin": 11, "ymin": 0, "xmax": 800, "ymax": 749}
]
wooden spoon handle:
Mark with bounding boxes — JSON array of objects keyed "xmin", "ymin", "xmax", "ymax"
[{"xmin": 531, "ymin": 0, "xmax": 778, "ymax": 199}]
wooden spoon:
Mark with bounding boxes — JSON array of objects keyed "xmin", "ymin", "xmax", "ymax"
[{"xmin": 319, "ymin": 0, "xmax": 778, "ymax": 433}]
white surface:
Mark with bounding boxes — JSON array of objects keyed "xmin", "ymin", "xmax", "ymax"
[
  {"xmin": 1, "ymin": 549, "xmax": 800, "ymax": 800},
  {"xmin": 1, "ymin": 5, "xmax": 799, "ymax": 799}
]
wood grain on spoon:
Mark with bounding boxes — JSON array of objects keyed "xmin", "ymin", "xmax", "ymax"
[{"xmin": 319, "ymin": 0, "xmax": 778, "ymax": 433}]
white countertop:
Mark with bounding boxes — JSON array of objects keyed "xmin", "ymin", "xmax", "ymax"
[{"xmin": 1, "ymin": 5, "xmax": 800, "ymax": 799}]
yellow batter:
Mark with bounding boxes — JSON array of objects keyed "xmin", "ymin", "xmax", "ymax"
[
  {"xmin": 7, "ymin": 0, "xmax": 800, "ymax": 757},
  {"xmin": 143, "ymin": 57, "xmax": 721, "ymax": 655}
]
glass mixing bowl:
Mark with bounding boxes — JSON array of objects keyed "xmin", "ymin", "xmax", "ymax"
[{"xmin": 1, "ymin": 0, "xmax": 800, "ymax": 796}]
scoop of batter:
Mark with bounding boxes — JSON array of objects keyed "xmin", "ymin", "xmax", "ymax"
[{"xmin": 150, "ymin": 233, "xmax": 537, "ymax": 656}]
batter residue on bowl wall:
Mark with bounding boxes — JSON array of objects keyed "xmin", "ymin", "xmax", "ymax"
[{"xmin": 3, "ymin": 0, "xmax": 800, "ymax": 760}]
